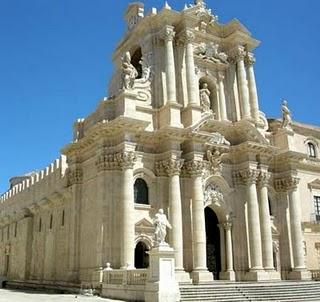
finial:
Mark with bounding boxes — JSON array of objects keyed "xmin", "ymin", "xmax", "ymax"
[
  {"xmin": 184, "ymin": 3, "xmax": 188, "ymax": 10},
  {"xmin": 164, "ymin": 1, "xmax": 171, "ymax": 10},
  {"xmin": 194, "ymin": 0, "xmax": 205, "ymax": 6}
]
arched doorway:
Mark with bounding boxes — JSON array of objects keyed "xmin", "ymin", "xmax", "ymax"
[
  {"xmin": 134, "ymin": 241, "xmax": 149, "ymax": 269},
  {"xmin": 205, "ymin": 207, "xmax": 221, "ymax": 279}
]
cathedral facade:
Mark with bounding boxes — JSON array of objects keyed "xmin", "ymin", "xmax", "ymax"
[{"xmin": 1, "ymin": 0, "xmax": 320, "ymax": 288}]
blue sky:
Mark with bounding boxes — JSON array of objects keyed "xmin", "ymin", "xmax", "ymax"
[{"xmin": 0, "ymin": 0, "xmax": 319, "ymax": 193}]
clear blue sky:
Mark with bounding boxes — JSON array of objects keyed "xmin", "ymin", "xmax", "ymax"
[{"xmin": 0, "ymin": 0, "xmax": 319, "ymax": 193}]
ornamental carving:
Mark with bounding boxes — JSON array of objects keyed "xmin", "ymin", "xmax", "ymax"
[
  {"xmin": 121, "ymin": 51, "xmax": 138, "ymax": 90},
  {"xmin": 204, "ymin": 183, "xmax": 223, "ymax": 207},
  {"xmin": 115, "ymin": 151, "xmax": 137, "ymax": 169},
  {"xmin": 161, "ymin": 26, "xmax": 175, "ymax": 42},
  {"xmin": 229, "ymin": 45, "xmax": 246, "ymax": 63},
  {"xmin": 155, "ymin": 159, "xmax": 184, "ymax": 177},
  {"xmin": 194, "ymin": 42, "xmax": 228, "ymax": 65},
  {"xmin": 233, "ymin": 168, "xmax": 260, "ymax": 185},
  {"xmin": 183, "ymin": 160, "xmax": 205, "ymax": 177},
  {"xmin": 206, "ymin": 150, "xmax": 222, "ymax": 174},
  {"xmin": 67, "ymin": 167, "xmax": 83, "ymax": 186},
  {"xmin": 274, "ymin": 177, "xmax": 300, "ymax": 192},
  {"xmin": 245, "ymin": 52, "xmax": 256, "ymax": 66},
  {"xmin": 258, "ymin": 172, "xmax": 271, "ymax": 187},
  {"xmin": 95, "ymin": 153, "xmax": 118, "ymax": 172}
]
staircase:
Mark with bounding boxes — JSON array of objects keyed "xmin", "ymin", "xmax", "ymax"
[{"xmin": 180, "ymin": 281, "xmax": 320, "ymax": 302}]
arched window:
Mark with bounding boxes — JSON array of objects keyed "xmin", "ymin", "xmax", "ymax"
[
  {"xmin": 134, "ymin": 178, "xmax": 149, "ymax": 204},
  {"xmin": 308, "ymin": 142, "xmax": 317, "ymax": 158}
]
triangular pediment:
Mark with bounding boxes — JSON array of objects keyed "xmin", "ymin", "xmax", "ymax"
[
  {"xmin": 308, "ymin": 179, "xmax": 320, "ymax": 190},
  {"xmin": 135, "ymin": 218, "xmax": 153, "ymax": 228}
]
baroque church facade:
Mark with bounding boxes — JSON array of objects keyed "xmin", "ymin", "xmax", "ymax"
[{"xmin": 1, "ymin": 0, "xmax": 320, "ymax": 287}]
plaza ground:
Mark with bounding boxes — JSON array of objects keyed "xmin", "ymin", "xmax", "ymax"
[{"xmin": 0, "ymin": 289, "xmax": 124, "ymax": 302}]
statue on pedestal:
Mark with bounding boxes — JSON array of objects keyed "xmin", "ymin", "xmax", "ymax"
[
  {"xmin": 153, "ymin": 209, "xmax": 172, "ymax": 246},
  {"xmin": 281, "ymin": 100, "xmax": 292, "ymax": 130},
  {"xmin": 121, "ymin": 51, "xmax": 138, "ymax": 90},
  {"xmin": 199, "ymin": 83, "xmax": 211, "ymax": 113}
]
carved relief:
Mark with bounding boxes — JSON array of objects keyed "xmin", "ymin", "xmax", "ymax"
[
  {"xmin": 206, "ymin": 150, "xmax": 222, "ymax": 174},
  {"xmin": 194, "ymin": 42, "xmax": 228, "ymax": 65},
  {"xmin": 204, "ymin": 183, "xmax": 223, "ymax": 207},
  {"xmin": 183, "ymin": 160, "xmax": 205, "ymax": 177},
  {"xmin": 121, "ymin": 51, "xmax": 138, "ymax": 90},
  {"xmin": 115, "ymin": 151, "xmax": 137, "ymax": 169}
]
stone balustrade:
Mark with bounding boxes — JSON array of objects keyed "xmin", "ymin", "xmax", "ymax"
[{"xmin": 103, "ymin": 269, "xmax": 148, "ymax": 286}]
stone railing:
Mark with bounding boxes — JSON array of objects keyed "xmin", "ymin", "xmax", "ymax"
[
  {"xmin": 103, "ymin": 269, "xmax": 148, "ymax": 286},
  {"xmin": 311, "ymin": 270, "xmax": 320, "ymax": 281}
]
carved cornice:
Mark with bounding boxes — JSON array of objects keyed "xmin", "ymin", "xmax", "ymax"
[
  {"xmin": 155, "ymin": 158, "xmax": 184, "ymax": 177},
  {"xmin": 274, "ymin": 177, "xmax": 300, "ymax": 192},
  {"xmin": 160, "ymin": 25, "xmax": 175, "ymax": 42}
]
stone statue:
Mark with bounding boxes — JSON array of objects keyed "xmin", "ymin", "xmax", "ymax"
[
  {"xmin": 121, "ymin": 51, "xmax": 138, "ymax": 90},
  {"xmin": 153, "ymin": 209, "xmax": 172, "ymax": 246},
  {"xmin": 74, "ymin": 118, "xmax": 85, "ymax": 142},
  {"xmin": 281, "ymin": 100, "xmax": 292, "ymax": 130},
  {"xmin": 199, "ymin": 83, "xmax": 211, "ymax": 112},
  {"xmin": 207, "ymin": 149, "xmax": 221, "ymax": 173}
]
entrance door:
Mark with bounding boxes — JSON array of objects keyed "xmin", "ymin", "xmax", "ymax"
[
  {"xmin": 205, "ymin": 207, "xmax": 221, "ymax": 279},
  {"xmin": 134, "ymin": 242, "xmax": 149, "ymax": 269}
]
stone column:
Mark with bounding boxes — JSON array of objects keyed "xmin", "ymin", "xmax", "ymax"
[
  {"xmin": 117, "ymin": 151, "xmax": 136, "ymax": 268},
  {"xmin": 183, "ymin": 29, "xmax": 199, "ymax": 106},
  {"xmin": 224, "ymin": 222, "xmax": 234, "ymax": 272},
  {"xmin": 240, "ymin": 169, "xmax": 263, "ymax": 270},
  {"xmin": 187, "ymin": 160, "xmax": 213, "ymax": 283},
  {"xmin": 218, "ymin": 224, "xmax": 226, "ymax": 272},
  {"xmin": 218, "ymin": 72, "xmax": 228, "ymax": 121},
  {"xmin": 246, "ymin": 53, "xmax": 259, "ymax": 121},
  {"xmin": 286, "ymin": 177, "xmax": 305, "ymax": 270},
  {"xmin": 234, "ymin": 46, "xmax": 251, "ymax": 119},
  {"xmin": 257, "ymin": 172, "xmax": 274, "ymax": 270},
  {"xmin": 165, "ymin": 159, "xmax": 184, "ymax": 271},
  {"xmin": 162, "ymin": 25, "xmax": 176, "ymax": 103}
]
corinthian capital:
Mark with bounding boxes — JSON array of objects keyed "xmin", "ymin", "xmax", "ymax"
[
  {"xmin": 229, "ymin": 45, "xmax": 246, "ymax": 63},
  {"xmin": 160, "ymin": 25, "xmax": 175, "ymax": 42},
  {"xmin": 245, "ymin": 52, "xmax": 256, "ymax": 66},
  {"xmin": 155, "ymin": 158, "xmax": 184, "ymax": 176},
  {"xmin": 274, "ymin": 176, "xmax": 300, "ymax": 192},
  {"xmin": 115, "ymin": 151, "xmax": 136, "ymax": 169},
  {"xmin": 258, "ymin": 172, "xmax": 271, "ymax": 187},
  {"xmin": 183, "ymin": 160, "xmax": 205, "ymax": 177},
  {"xmin": 233, "ymin": 168, "xmax": 260, "ymax": 185},
  {"xmin": 181, "ymin": 29, "xmax": 195, "ymax": 44}
]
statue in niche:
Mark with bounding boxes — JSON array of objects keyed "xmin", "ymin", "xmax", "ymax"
[
  {"xmin": 199, "ymin": 82, "xmax": 211, "ymax": 113},
  {"xmin": 153, "ymin": 209, "xmax": 172, "ymax": 246},
  {"xmin": 121, "ymin": 51, "xmax": 138, "ymax": 90},
  {"xmin": 281, "ymin": 100, "xmax": 292, "ymax": 130}
]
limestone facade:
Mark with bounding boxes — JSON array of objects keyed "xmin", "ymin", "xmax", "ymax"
[{"xmin": 1, "ymin": 0, "xmax": 320, "ymax": 286}]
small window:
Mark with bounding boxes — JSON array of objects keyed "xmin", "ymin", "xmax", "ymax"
[
  {"xmin": 308, "ymin": 142, "xmax": 316, "ymax": 158},
  {"xmin": 39, "ymin": 218, "xmax": 42, "ymax": 232},
  {"xmin": 49, "ymin": 214, "xmax": 53, "ymax": 229},
  {"xmin": 134, "ymin": 178, "xmax": 149, "ymax": 205},
  {"xmin": 314, "ymin": 196, "xmax": 320, "ymax": 221},
  {"xmin": 62, "ymin": 210, "xmax": 65, "ymax": 226},
  {"xmin": 14, "ymin": 222, "xmax": 17, "ymax": 238}
]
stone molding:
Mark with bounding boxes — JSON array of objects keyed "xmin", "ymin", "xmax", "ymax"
[
  {"xmin": 155, "ymin": 158, "xmax": 184, "ymax": 177},
  {"xmin": 95, "ymin": 151, "xmax": 136, "ymax": 172}
]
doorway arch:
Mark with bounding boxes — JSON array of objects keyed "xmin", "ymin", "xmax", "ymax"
[
  {"xmin": 134, "ymin": 241, "xmax": 149, "ymax": 269},
  {"xmin": 205, "ymin": 207, "xmax": 221, "ymax": 279}
]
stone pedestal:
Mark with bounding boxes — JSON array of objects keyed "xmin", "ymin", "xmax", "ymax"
[
  {"xmin": 288, "ymin": 269, "xmax": 312, "ymax": 281},
  {"xmin": 181, "ymin": 104, "xmax": 203, "ymax": 127},
  {"xmin": 273, "ymin": 128, "xmax": 294, "ymax": 151},
  {"xmin": 159, "ymin": 103, "xmax": 183, "ymax": 129},
  {"xmin": 220, "ymin": 271, "xmax": 236, "ymax": 281},
  {"xmin": 245, "ymin": 270, "xmax": 269, "ymax": 281},
  {"xmin": 145, "ymin": 245, "xmax": 180, "ymax": 302}
]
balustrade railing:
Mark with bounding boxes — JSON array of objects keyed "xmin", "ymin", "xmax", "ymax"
[
  {"xmin": 104, "ymin": 269, "xmax": 148, "ymax": 285},
  {"xmin": 311, "ymin": 270, "xmax": 320, "ymax": 281}
]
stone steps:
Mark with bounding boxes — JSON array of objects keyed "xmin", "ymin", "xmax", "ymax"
[{"xmin": 180, "ymin": 281, "xmax": 320, "ymax": 302}]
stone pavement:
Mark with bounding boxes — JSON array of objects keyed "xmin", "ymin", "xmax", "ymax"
[{"xmin": 0, "ymin": 289, "xmax": 124, "ymax": 302}]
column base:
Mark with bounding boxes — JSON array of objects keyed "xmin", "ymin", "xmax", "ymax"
[
  {"xmin": 159, "ymin": 102, "xmax": 183, "ymax": 129},
  {"xmin": 181, "ymin": 104, "xmax": 203, "ymax": 127},
  {"xmin": 220, "ymin": 270, "xmax": 236, "ymax": 281},
  {"xmin": 175, "ymin": 269, "xmax": 192, "ymax": 283},
  {"xmin": 191, "ymin": 270, "xmax": 214, "ymax": 284},
  {"xmin": 244, "ymin": 269, "xmax": 269, "ymax": 281},
  {"xmin": 288, "ymin": 269, "xmax": 312, "ymax": 281},
  {"xmin": 265, "ymin": 269, "xmax": 281, "ymax": 281}
]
